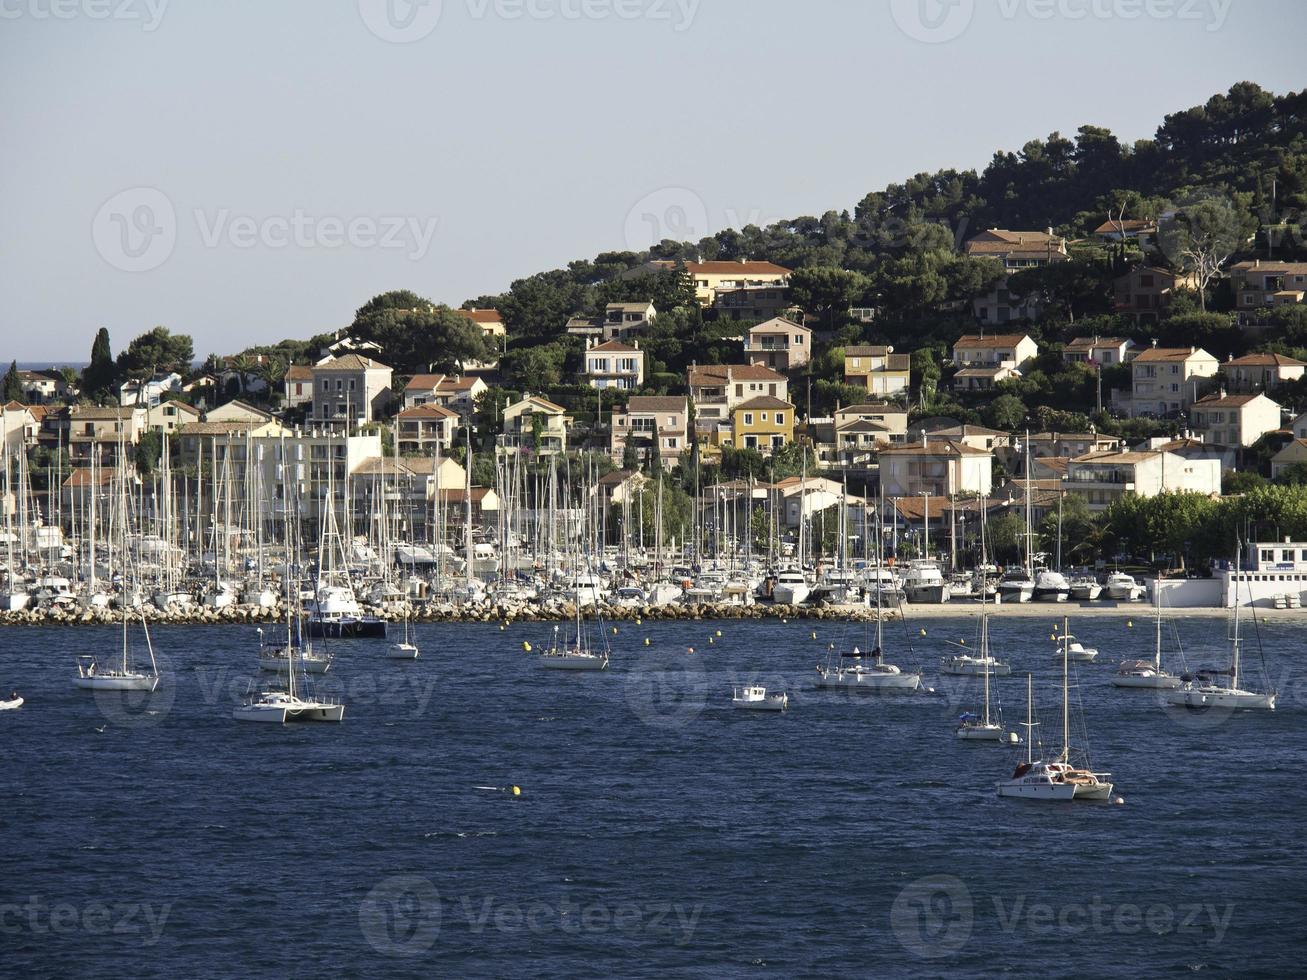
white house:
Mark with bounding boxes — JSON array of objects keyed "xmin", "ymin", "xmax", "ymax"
[
  {"xmin": 1065, "ymin": 449, "xmax": 1221, "ymax": 512},
  {"xmin": 1190, "ymin": 391, "xmax": 1284, "ymax": 448}
]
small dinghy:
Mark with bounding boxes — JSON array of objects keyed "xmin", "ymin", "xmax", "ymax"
[{"xmin": 0, "ymin": 693, "xmax": 24, "ymax": 711}]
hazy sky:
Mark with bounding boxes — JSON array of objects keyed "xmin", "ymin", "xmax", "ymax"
[{"xmin": 2, "ymin": 0, "xmax": 1303, "ymax": 361}]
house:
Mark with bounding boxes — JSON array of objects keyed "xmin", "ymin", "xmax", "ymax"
[
  {"xmin": 1224, "ymin": 353, "xmax": 1307, "ymax": 393},
  {"xmin": 584, "ymin": 340, "xmax": 645, "ymax": 390},
  {"xmin": 1289, "ymin": 411, "xmax": 1307, "ymax": 441},
  {"xmin": 1230, "ymin": 260, "xmax": 1307, "ymax": 312},
  {"xmin": 877, "ymin": 439, "xmax": 994, "ymax": 498},
  {"xmin": 595, "ymin": 469, "xmax": 648, "ymax": 506},
  {"xmin": 770, "ymin": 476, "xmax": 857, "ymax": 528},
  {"xmin": 836, "ymin": 403, "xmax": 909, "ymax": 441},
  {"xmin": 1122, "ymin": 346, "xmax": 1220, "ymax": 418},
  {"xmin": 457, "ymin": 308, "xmax": 506, "ymax": 348},
  {"xmin": 831, "ymin": 403, "xmax": 910, "ymax": 466},
  {"xmin": 1142, "ymin": 437, "xmax": 1237, "ymax": 473},
  {"xmin": 174, "ymin": 419, "xmax": 288, "ymax": 475},
  {"xmin": 396, "ymin": 404, "xmax": 459, "ymax": 455},
  {"xmin": 61, "ymin": 465, "xmax": 138, "ymax": 514},
  {"xmin": 601, "ymin": 302, "xmax": 656, "ymax": 342},
  {"xmin": 309, "ymin": 355, "xmax": 393, "ymax": 428},
  {"xmin": 206, "ymin": 399, "xmax": 273, "ymax": 424},
  {"xmin": 685, "ymin": 260, "xmax": 792, "ymax": 317},
  {"xmin": 118, "ymin": 372, "xmax": 182, "ymax": 408},
  {"xmin": 952, "ymin": 333, "xmax": 1039, "ymax": 371},
  {"xmin": 843, "ymin": 346, "xmax": 910, "ymax": 397},
  {"xmin": 610, "ymin": 396, "xmax": 687, "ymax": 467},
  {"xmin": 64, "ymin": 405, "xmax": 147, "ymax": 464},
  {"xmin": 567, "ymin": 303, "xmax": 657, "ymax": 342},
  {"xmin": 920, "ymin": 423, "xmax": 1012, "ymax": 454},
  {"xmin": 1, "ymin": 402, "xmax": 39, "ymax": 453},
  {"xmin": 145, "ymin": 399, "xmax": 201, "ymax": 434},
  {"xmin": 1092, "ymin": 217, "xmax": 1159, "ymax": 248},
  {"xmin": 499, "ymin": 395, "xmax": 569, "ymax": 457},
  {"xmin": 1066, "ymin": 449, "xmax": 1221, "ymax": 512},
  {"xmin": 1271, "ymin": 439, "xmax": 1307, "ymax": 479},
  {"xmin": 1024, "ymin": 432, "xmax": 1122, "ymax": 460},
  {"xmin": 731, "ymin": 396, "xmax": 795, "ymax": 452},
  {"xmin": 688, "ymin": 364, "xmax": 789, "ymax": 428},
  {"xmin": 742, "ymin": 317, "xmax": 811, "ymax": 371},
  {"xmin": 437, "ymin": 486, "xmax": 500, "ymax": 526},
  {"xmin": 953, "ymin": 365, "xmax": 1023, "ymax": 392},
  {"xmin": 402, "ymin": 374, "xmax": 487, "ymax": 416},
  {"xmin": 963, "ymin": 229, "xmax": 1069, "ymax": 323},
  {"xmin": 1062, "ymin": 336, "xmax": 1133, "ymax": 367},
  {"xmin": 1190, "ymin": 391, "xmax": 1283, "ymax": 449},
  {"xmin": 283, "ymin": 365, "xmax": 314, "ymax": 409},
  {"xmin": 1112, "ymin": 267, "xmax": 1197, "ymax": 323},
  {"xmin": 17, "ymin": 370, "xmax": 68, "ymax": 405}
]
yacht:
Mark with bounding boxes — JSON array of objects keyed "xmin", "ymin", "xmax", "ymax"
[
  {"xmin": 1053, "ymin": 620, "xmax": 1097, "ymax": 662},
  {"xmin": 1033, "ymin": 569, "xmax": 1071, "ymax": 603},
  {"xmin": 941, "ymin": 649, "xmax": 1011, "ymax": 676},
  {"xmin": 732, "ymin": 686, "xmax": 789, "ymax": 712},
  {"xmin": 902, "ymin": 560, "xmax": 950, "ymax": 604},
  {"xmin": 1069, "ymin": 576, "xmax": 1102, "ymax": 601},
  {"xmin": 771, "ymin": 567, "xmax": 811, "ymax": 606},
  {"xmin": 233, "ymin": 689, "xmax": 345, "ymax": 724},
  {"xmin": 997, "ymin": 569, "xmax": 1034, "ymax": 604},
  {"xmin": 1104, "ymin": 571, "xmax": 1143, "ymax": 601},
  {"xmin": 306, "ymin": 584, "xmax": 388, "ymax": 638},
  {"xmin": 816, "ymin": 646, "xmax": 920, "ymax": 691},
  {"xmin": 1112, "ymin": 585, "xmax": 1182, "ymax": 689},
  {"xmin": 1165, "ymin": 566, "xmax": 1276, "ymax": 710},
  {"xmin": 387, "ymin": 615, "xmax": 420, "ymax": 660},
  {"xmin": 539, "ymin": 603, "xmax": 611, "ymax": 671},
  {"xmin": 997, "ymin": 672, "xmax": 1113, "ymax": 801},
  {"xmin": 74, "ymin": 609, "xmax": 160, "ymax": 692}
]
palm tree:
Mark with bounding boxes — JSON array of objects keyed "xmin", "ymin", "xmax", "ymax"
[{"xmin": 254, "ymin": 355, "xmax": 288, "ymax": 405}]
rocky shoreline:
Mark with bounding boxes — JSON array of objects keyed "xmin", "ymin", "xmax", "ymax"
[{"xmin": 0, "ymin": 601, "xmax": 894, "ymax": 628}]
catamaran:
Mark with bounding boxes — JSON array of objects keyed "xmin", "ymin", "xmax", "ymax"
[
  {"xmin": 236, "ymin": 603, "xmax": 344, "ymax": 723},
  {"xmin": 997, "ymin": 655, "xmax": 1113, "ymax": 801}
]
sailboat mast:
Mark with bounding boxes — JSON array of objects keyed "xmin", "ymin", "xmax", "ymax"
[{"xmin": 1061, "ymin": 616, "xmax": 1070, "ymax": 763}]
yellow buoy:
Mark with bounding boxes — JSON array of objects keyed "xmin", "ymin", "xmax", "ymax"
[
  {"xmin": 810, "ymin": 631, "xmax": 817, "ymax": 640},
  {"xmin": 522, "ymin": 641, "xmax": 532, "ymax": 652},
  {"xmin": 715, "ymin": 630, "xmax": 722, "ymax": 637},
  {"xmin": 612, "ymin": 626, "xmax": 618, "ymax": 635},
  {"xmin": 644, "ymin": 637, "xmax": 651, "ymax": 646},
  {"xmin": 636, "ymin": 618, "xmax": 642, "ymax": 626},
  {"xmin": 1127, "ymin": 620, "xmax": 1134, "ymax": 628},
  {"xmin": 511, "ymin": 786, "xmax": 522, "ymax": 797},
  {"xmin": 959, "ymin": 638, "xmax": 966, "ymax": 645},
  {"xmin": 920, "ymin": 628, "xmax": 927, "ymax": 636}
]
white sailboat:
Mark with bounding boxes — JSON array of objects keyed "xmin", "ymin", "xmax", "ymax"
[
  {"xmin": 388, "ymin": 612, "xmax": 420, "ymax": 660},
  {"xmin": 236, "ymin": 604, "xmax": 344, "ymax": 722},
  {"xmin": 956, "ymin": 510, "xmax": 1011, "ymax": 741},
  {"xmin": 1165, "ymin": 551, "xmax": 1276, "ymax": 710},
  {"xmin": 997, "ymin": 656, "xmax": 1114, "ymax": 801},
  {"xmin": 1112, "ymin": 583, "xmax": 1182, "ymax": 689},
  {"xmin": 1053, "ymin": 619, "xmax": 1097, "ymax": 662},
  {"xmin": 256, "ymin": 624, "xmax": 333, "ymax": 674}
]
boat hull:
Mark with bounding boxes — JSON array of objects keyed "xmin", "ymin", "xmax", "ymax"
[
  {"xmin": 540, "ymin": 656, "xmax": 609, "ymax": 671},
  {"xmin": 233, "ymin": 702, "xmax": 345, "ymax": 723},
  {"xmin": 1111, "ymin": 673, "xmax": 1181, "ymax": 689},
  {"xmin": 308, "ymin": 617, "xmax": 388, "ymax": 639},
  {"xmin": 997, "ymin": 780, "xmax": 1112, "ymax": 800},
  {"xmin": 258, "ymin": 657, "xmax": 331, "ymax": 674},
  {"xmin": 73, "ymin": 674, "xmax": 159, "ymax": 692},
  {"xmin": 815, "ymin": 672, "xmax": 920, "ymax": 692},
  {"xmin": 0, "ymin": 697, "xmax": 23, "ymax": 710},
  {"xmin": 955, "ymin": 724, "xmax": 1004, "ymax": 741},
  {"xmin": 1165, "ymin": 688, "xmax": 1276, "ymax": 710},
  {"xmin": 940, "ymin": 660, "xmax": 1011, "ymax": 677}
]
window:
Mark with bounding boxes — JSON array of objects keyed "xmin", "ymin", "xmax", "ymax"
[
  {"xmin": 336, "ymin": 380, "xmax": 343, "ymax": 391},
  {"xmin": 761, "ymin": 412, "xmax": 769, "ymax": 422},
  {"xmin": 349, "ymin": 379, "xmax": 356, "ymax": 390},
  {"xmin": 666, "ymin": 416, "xmax": 675, "ymax": 426},
  {"xmin": 775, "ymin": 412, "xmax": 785, "ymax": 426},
  {"xmin": 321, "ymin": 380, "xmax": 328, "ymax": 391},
  {"xmin": 743, "ymin": 413, "xmax": 754, "ymax": 426}
]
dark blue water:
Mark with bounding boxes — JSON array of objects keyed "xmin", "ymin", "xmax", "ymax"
[{"xmin": 3, "ymin": 614, "xmax": 1305, "ymax": 978}]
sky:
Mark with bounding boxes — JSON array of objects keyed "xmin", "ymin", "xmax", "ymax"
[{"xmin": 1, "ymin": 0, "xmax": 1304, "ymax": 362}]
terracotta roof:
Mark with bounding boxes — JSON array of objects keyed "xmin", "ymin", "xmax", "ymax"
[
  {"xmin": 1193, "ymin": 392, "xmax": 1266, "ymax": 409},
  {"xmin": 62, "ymin": 468, "xmax": 116, "ymax": 488},
  {"xmin": 398, "ymin": 404, "xmax": 458, "ymax": 419},
  {"xmin": 69, "ymin": 406, "xmax": 140, "ymax": 420},
  {"xmin": 838, "ymin": 403, "xmax": 906, "ymax": 416},
  {"xmin": 1132, "ymin": 347, "xmax": 1211, "ymax": 363},
  {"xmin": 315, "ymin": 354, "xmax": 390, "ymax": 371},
  {"xmin": 512, "ymin": 395, "xmax": 566, "ymax": 414},
  {"xmin": 590, "ymin": 340, "xmax": 640, "ymax": 353},
  {"xmin": 734, "ymin": 396, "xmax": 794, "ymax": 411},
  {"xmin": 927, "ymin": 423, "xmax": 1009, "ymax": 438},
  {"xmin": 749, "ymin": 317, "xmax": 808, "ymax": 334},
  {"xmin": 954, "ymin": 334, "xmax": 1033, "ymax": 349},
  {"xmin": 688, "ymin": 363, "xmax": 787, "ymax": 386},
  {"xmin": 597, "ymin": 469, "xmax": 642, "ymax": 487},
  {"xmin": 457, "ymin": 308, "xmax": 502, "ymax": 324},
  {"xmin": 437, "ymin": 376, "xmax": 482, "ymax": 392},
  {"xmin": 1065, "ymin": 336, "xmax": 1128, "ymax": 351},
  {"xmin": 954, "ymin": 367, "xmax": 1017, "ymax": 379},
  {"xmin": 626, "ymin": 396, "xmax": 686, "ymax": 414},
  {"xmin": 686, "ymin": 261, "xmax": 790, "ymax": 276},
  {"xmin": 1092, "ymin": 219, "xmax": 1157, "ymax": 235},
  {"xmin": 437, "ymin": 487, "xmax": 496, "ymax": 503},
  {"xmin": 836, "ymin": 418, "xmax": 890, "ymax": 434},
  {"xmin": 1228, "ymin": 353, "xmax": 1307, "ymax": 368},
  {"xmin": 177, "ymin": 421, "xmax": 272, "ymax": 436},
  {"xmin": 284, "ymin": 365, "xmax": 313, "ymax": 381},
  {"xmin": 1071, "ymin": 450, "xmax": 1164, "ymax": 464},
  {"xmin": 879, "ymin": 439, "xmax": 990, "ymax": 457},
  {"xmin": 1231, "ymin": 260, "xmax": 1307, "ymax": 275}
]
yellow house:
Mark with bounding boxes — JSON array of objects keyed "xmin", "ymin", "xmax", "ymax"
[
  {"xmin": 731, "ymin": 396, "xmax": 795, "ymax": 453},
  {"xmin": 844, "ymin": 345, "xmax": 911, "ymax": 396}
]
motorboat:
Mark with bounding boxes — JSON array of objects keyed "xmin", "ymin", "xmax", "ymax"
[
  {"xmin": 1033, "ymin": 569, "xmax": 1071, "ymax": 603},
  {"xmin": 731, "ymin": 686, "xmax": 788, "ymax": 712},
  {"xmin": 771, "ymin": 567, "xmax": 811, "ymax": 606},
  {"xmin": 0, "ymin": 693, "xmax": 23, "ymax": 710},
  {"xmin": 1104, "ymin": 571, "xmax": 1143, "ymax": 601},
  {"xmin": 1069, "ymin": 576, "xmax": 1102, "ymax": 601},
  {"xmin": 941, "ymin": 651, "xmax": 1011, "ymax": 676},
  {"xmin": 902, "ymin": 560, "xmax": 950, "ymax": 604},
  {"xmin": 997, "ymin": 569, "xmax": 1034, "ymax": 604},
  {"xmin": 306, "ymin": 584, "xmax": 388, "ymax": 638},
  {"xmin": 1112, "ymin": 587, "xmax": 1181, "ymax": 689},
  {"xmin": 1053, "ymin": 622, "xmax": 1098, "ymax": 662}
]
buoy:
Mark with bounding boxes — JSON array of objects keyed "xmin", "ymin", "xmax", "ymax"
[
  {"xmin": 782, "ymin": 618, "xmax": 788, "ymax": 624},
  {"xmin": 810, "ymin": 631, "xmax": 817, "ymax": 640},
  {"xmin": 644, "ymin": 637, "xmax": 650, "ymax": 646},
  {"xmin": 511, "ymin": 786, "xmax": 522, "ymax": 798},
  {"xmin": 715, "ymin": 630, "xmax": 722, "ymax": 637},
  {"xmin": 522, "ymin": 641, "xmax": 532, "ymax": 652},
  {"xmin": 687, "ymin": 646, "xmax": 695, "ymax": 654},
  {"xmin": 1127, "ymin": 621, "xmax": 1134, "ymax": 628},
  {"xmin": 612, "ymin": 626, "xmax": 618, "ymax": 635},
  {"xmin": 959, "ymin": 638, "xmax": 966, "ymax": 645},
  {"xmin": 499, "ymin": 624, "xmax": 506, "ymax": 631},
  {"xmin": 708, "ymin": 637, "xmax": 714, "ymax": 644},
  {"xmin": 636, "ymin": 618, "xmax": 642, "ymax": 626},
  {"xmin": 920, "ymin": 628, "xmax": 927, "ymax": 636}
]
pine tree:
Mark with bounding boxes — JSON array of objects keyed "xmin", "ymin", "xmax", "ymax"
[{"xmin": 2, "ymin": 361, "xmax": 21, "ymax": 402}]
